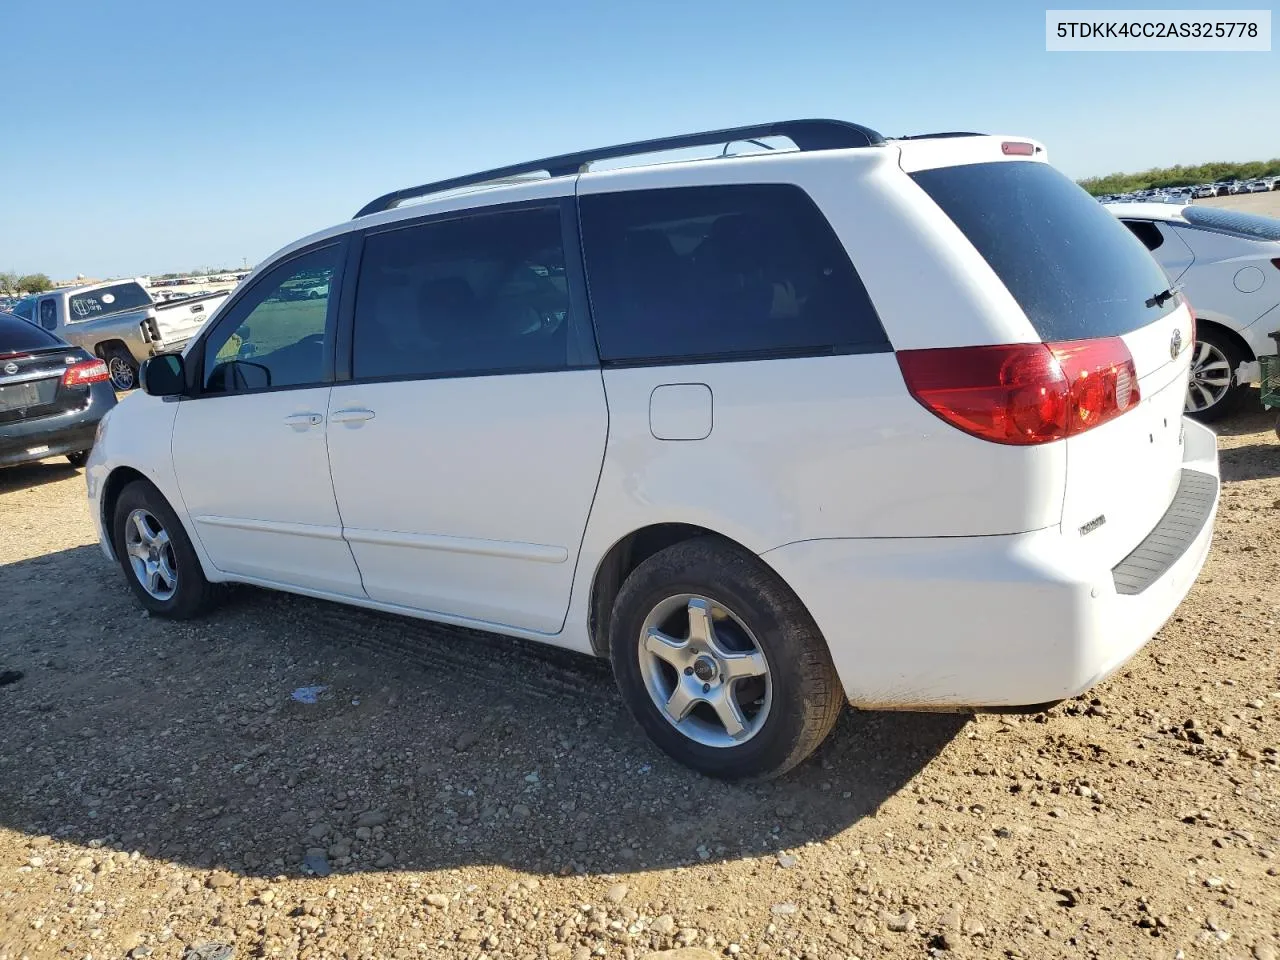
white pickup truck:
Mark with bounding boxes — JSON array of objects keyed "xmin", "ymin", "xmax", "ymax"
[{"xmin": 11, "ymin": 280, "xmax": 229, "ymax": 390}]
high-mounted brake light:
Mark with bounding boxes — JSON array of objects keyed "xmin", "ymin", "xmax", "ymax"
[
  {"xmin": 897, "ymin": 338, "xmax": 1140, "ymax": 445},
  {"xmin": 1001, "ymin": 141, "xmax": 1036, "ymax": 156},
  {"xmin": 62, "ymin": 359, "xmax": 110, "ymax": 387}
]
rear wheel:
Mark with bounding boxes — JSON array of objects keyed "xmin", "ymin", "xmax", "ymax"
[
  {"xmin": 1185, "ymin": 327, "xmax": 1245, "ymax": 422},
  {"xmin": 609, "ymin": 537, "xmax": 843, "ymax": 780},
  {"xmin": 112, "ymin": 480, "xmax": 216, "ymax": 618},
  {"xmin": 103, "ymin": 348, "xmax": 138, "ymax": 391}
]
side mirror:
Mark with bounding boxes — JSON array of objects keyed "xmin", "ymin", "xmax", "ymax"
[{"xmin": 140, "ymin": 353, "xmax": 186, "ymax": 397}]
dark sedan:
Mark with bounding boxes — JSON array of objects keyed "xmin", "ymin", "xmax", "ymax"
[{"xmin": 0, "ymin": 311, "xmax": 117, "ymax": 468}]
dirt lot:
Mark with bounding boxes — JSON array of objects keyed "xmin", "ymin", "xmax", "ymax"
[{"xmin": 1, "ymin": 398, "xmax": 1278, "ymax": 960}]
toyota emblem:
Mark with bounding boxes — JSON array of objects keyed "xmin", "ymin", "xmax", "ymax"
[
  {"xmin": 2, "ymin": 361, "xmax": 17, "ymax": 375},
  {"xmin": 1170, "ymin": 328, "xmax": 1183, "ymax": 360}
]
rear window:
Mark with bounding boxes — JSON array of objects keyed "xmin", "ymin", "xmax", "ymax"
[
  {"xmin": 1182, "ymin": 205, "xmax": 1280, "ymax": 242},
  {"xmin": 0, "ymin": 311, "xmax": 63, "ymax": 356},
  {"xmin": 579, "ymin": 184, "xmax": 889, "ymax": 363},
  {"xmin": 911, "ymin": 161, "xmax": 1177, "ymax": 341},
  {"xmin": 67, "ymin": 282, "xmax": 151, "ymax": 322}
]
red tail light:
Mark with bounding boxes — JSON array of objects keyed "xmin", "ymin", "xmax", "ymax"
[
  {"xmin": 897, "ymin": 338, "xmax": 1140, "ymax": 445},
  {"xmin": 62, "ymin": 359, "xmax": 110, "ymax": 387}
]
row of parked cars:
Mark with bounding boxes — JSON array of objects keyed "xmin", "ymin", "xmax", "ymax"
[
  {"xmin": 1098, "ymin": 178, "xmax": 1279, "ymax": 205},
  {"xmin": 3, "ymin": 122, "xmax": 1276, "ymax": 779}
]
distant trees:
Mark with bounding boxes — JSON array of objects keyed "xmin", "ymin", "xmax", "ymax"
[
  {"xmin": 18, "ymin": 274, "xmax": 53, "ymax": 293},
  {"xmin": 0, "ymin": 272, "xmax": 52, "ymax": 294},
  {"xmin": 1079, "ymin": 159, "xmax": 1280, "ymax": 196}
]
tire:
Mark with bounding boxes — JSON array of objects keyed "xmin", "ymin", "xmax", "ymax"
[
  {"xmin": 66, "ymin": 451, "xmax": 89, "ymax": 468},
  {"xmin": 1185, "ymin": 326, "xmax": 1246, "ymax": 423},
  {"xmin": 103, "ymin": 347, "xmax": 138, "ymax": 392},
  {"xmin": 609, "ymin": 536, "xmax": 843, "ymax": 780},
  {"xmin": 111, "ymin": 480, "xmax": 216, "ymax": 619}
]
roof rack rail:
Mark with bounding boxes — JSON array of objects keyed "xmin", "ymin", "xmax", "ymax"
[
  {"xmin": 353, "ymin": 118, "xmax": 884, "ymax": 218},
  {"xmin": 895, "ymin": 131, "xmax": 988, "ymax": 140}
]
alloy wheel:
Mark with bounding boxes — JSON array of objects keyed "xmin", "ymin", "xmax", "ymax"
[
  {"xmin": 637, "ymin": 594, "xmax": 772, "ymax": 748},
  {"xmin": 1184, "ymin": 339, "xmax": 1232, "ymax": 413},
  {"xmin": 123, "ymin": 508, "xmax": 178, "ymax": 601}
]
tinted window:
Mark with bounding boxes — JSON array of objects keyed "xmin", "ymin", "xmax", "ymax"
[
  {"xmin": 1182, "ymin": 205, "xmax": 1280, "ymax": 241},
  {"xmin": 352, "ymin": 205, "xmax": 573, "ymax": 380},
  {"xmin": 0, "ymin": 311, "xmax": 63, "ymax": 355},
  {"xmin": 12, "ymin": 298, "xmax": 35, "ymax": 322},
  {"xmin": 67, "ymin": 282, "xmax": 152, "ymax": 322},
  {"xmin": 202, "ymin": 245, "xmax": 339, "ymax": 393},
  {"xmin": 579, "ymin": 184, "xmax": 887, "ymax": 363},
  {"xmin": 38, "ymin": 299, "xmax": 57, "ymax": 330},
  {"xmin": 1121, "ymin": 220, "xmax": 1165, "ymax": 251},
  {"xmin": 911, "ymin": 162, "xmax": 1177, "ymax": 341}
]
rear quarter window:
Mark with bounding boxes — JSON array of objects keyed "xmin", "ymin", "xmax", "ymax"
[
  {"xmin": 911, "ymin": 161, "xmax": 1177, "ymax": 341},
  {"xmin": 579, "ymin": 183, "xmax": 889, "ymax": 363},
  {"xmin": 0, "ymin": 311, "xmax": 64, "ymax": 355}
]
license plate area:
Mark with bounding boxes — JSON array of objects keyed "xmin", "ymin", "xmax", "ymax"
[{"xmin": 0, "ymin": 380, "xmax": 47, "ymax": 412}]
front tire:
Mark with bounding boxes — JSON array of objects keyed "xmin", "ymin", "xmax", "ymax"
[
  {"xmin": 609, "ymin": 536, "xmax": 843, "ymax": 780},
  {"xmin": 1186, "ymin": 327, "xmax": 1245, "ymax": 422},
  {"xmin": 112, "ymin": 480, "xmax": 216, "ymax": 618},
  {"xmin": 66, "ymin": 451, "xmax": 89, "ymax": 468}
]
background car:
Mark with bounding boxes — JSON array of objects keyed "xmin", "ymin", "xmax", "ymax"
[
  {"xmin": 1108, "ymin": 201, "xmax": 1280, "ymax": 419},
  {"xmin": 0, "ymin": 310, "xmax": 117, "ymax": 468}
]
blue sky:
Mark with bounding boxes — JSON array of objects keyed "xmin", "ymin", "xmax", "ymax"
[{"xmin": 1, "ymin": 0, "xmax": 1276, "ymax": 279}]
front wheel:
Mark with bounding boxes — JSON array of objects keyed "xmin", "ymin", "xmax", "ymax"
[
  {"xmin": 609, "ymin": 536, "xmax": 843, "ymax": 780},
  {"xmin": 112, "ymin": 480, "xmax": 216, "ymax": 618}
]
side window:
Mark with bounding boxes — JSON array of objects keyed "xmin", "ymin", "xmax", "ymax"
[
  {"xmin": 1121, "ymin": 220, "xmax": 1165, "ymax": 252},
  {"xmin": 351, "ymin": 205, "xmax": 573, "ymax": 380},
  {"xmin": 579, "ymin": 184, "xmax": 889, "ymax": 363},
  {"xmin": 12, "ymin": 298, "xmax": 35, "ymax": 322},
  {"xmin": 38, "ymin": 299, "xmax": 57, "ymax": 331},
  {"xmin": 202, "ymin": 245, "xmax": 339, "ymax": 393}
]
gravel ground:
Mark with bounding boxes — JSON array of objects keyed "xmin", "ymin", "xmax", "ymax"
[{"xmin": 0, "ymin": 401, "xmax": 1277, "ymax": 960}]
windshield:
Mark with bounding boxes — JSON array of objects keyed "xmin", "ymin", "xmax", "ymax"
[
  {"xmin": 911, "ymin": 161, "xmax": 1178, "ymax": 341},
  {"xmin": 66, "ymin": 282, "xmax": 152, "ymax": 322},
  {"xmin": 1182, "ymin": 205, "xmax": 1280, "ymax": 242}
]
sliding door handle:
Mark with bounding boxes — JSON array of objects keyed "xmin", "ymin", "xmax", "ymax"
[
  {"xmin": 330, "ymin": 408, "xmax": 376, "ymax": 424},
  {"xmin": 283, "ymin": 412, "xmax": 323, "ymax": 430}
]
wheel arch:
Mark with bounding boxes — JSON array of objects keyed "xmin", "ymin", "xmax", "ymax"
[
  {"xmin": 93, "ymin": 338, "xmax": 133, "ymax": 361},
  {"xmin": 100, "ymin": 466, "xmax": 151, "ymax": 554},
  {"xmin": 1196, "ymin": 317, "xmax": 1255, "ymax": 362},
  {"xmin": 588, "ymin": 523, "xmax": 786, "ymax": 659}
]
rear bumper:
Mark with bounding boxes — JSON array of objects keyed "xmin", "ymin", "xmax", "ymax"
[
  {"xmin": 0, "ymin": 384, "xmax": 114, "ymax": 467},
  {"xmin": 761, "ymin": 417, "xmax": 1220, "ymax": 709}
]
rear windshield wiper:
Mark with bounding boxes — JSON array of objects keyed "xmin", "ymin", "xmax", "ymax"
[{"xmin": 1145, "ymin": 287, "xmax": 1178, "ymax": 309}]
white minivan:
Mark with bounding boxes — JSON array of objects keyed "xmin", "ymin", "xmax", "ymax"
[{"xmin": 87, "ymin": 120, "xmax": 1220, "ymax": 779}]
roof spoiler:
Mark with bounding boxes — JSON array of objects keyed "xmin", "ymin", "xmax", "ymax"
[{"xmin": 353, "ymin": 118, "xmax": 885, "ymax": 219}]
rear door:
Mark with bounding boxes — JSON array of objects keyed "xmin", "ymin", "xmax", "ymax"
[
  {"xmin": 325, "ymin": 195, "xmax": 607, "ymax": 635},
  {"xmin": 911, "ymin": 159, "xmax": 1194, "ymax": 567}
]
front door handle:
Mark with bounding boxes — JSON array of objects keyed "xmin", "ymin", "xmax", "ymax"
[
  {"xmin": 330, "ymin": 408, "xmax": 376, "ymax": 424},
  {"xmin": 283, "ymin": 412, "xmax": 324, "ymax": 430}
]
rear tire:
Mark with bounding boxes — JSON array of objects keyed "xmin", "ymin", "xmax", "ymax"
[
  {"xmin": 103, "ymin": 347, "xmax": 138, "ymax": 392},
  {"xmin": 609, "ymin": 536, "xmax": 843, "ymax": 780},
  {"xmin": 112, "ymin": 480, "xmax": 216, "ymax": 619},
  {"xmin": 1186, "ymin": 327, "xmax": 1246, "ymax": 423}
]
